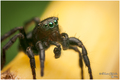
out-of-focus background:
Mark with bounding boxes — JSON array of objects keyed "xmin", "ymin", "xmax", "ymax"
[
  {"xmin": 1, "ymin": 1, "xmax": 119, "ymax": 79},
  {"xmin": 1, "ymin": 1, "xmax": 50, "ymax": 65}
]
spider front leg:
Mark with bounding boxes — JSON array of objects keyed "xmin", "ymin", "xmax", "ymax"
[
  {"xmin": 36, "ymin": 41, "xmax": 45, "ymax": 77},
  {"xmin": 69, "ymin": 37, "xmax": 93, "ymax": 79},
  {"xmin": 60, "ymin": 33, "xmax": 83, "ymax": 79},
  {"xmin": 69, "ymin": 46, "xmax": 83, "ymax": 79},
  {"xmin": 60, "ymin": 33, "xmax": 93, "ymax": 79},
  {"xmin": 26, "ymin": 47, "xmax": 36, "ymax": 79}
]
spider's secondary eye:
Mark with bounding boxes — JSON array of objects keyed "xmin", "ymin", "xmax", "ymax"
[
  {"xmin": 45, "ymin": 24, "xmax": 48, "ymax": 27},
  {"xmin": 49, "ymin": 22, "xmax": 54, "ymax": 28},
  {"xmin": 54, "ymin": 20, "xmax": 58, "ymax": 25}
]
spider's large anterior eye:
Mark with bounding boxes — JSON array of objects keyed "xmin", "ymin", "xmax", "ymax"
[
  {"xmin": 54, "ymin": 20, "xmax": 58, "ymax": 25},
  {"xmin": 49, "ymin": 22, "xmax": 54, "ymax": 28}
]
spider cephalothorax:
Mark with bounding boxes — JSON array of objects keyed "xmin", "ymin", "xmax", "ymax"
[
  {"xmin": 1, "ymin": 17, "xmax": 93, "ymax": 79},
  {"xmin": 32, "ymin": 17, "xmax": 61, "ymax": 43}
]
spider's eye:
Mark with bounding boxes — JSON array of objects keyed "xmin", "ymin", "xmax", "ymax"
[
  {"xmin": 49, "ymin": 22, "xmax": 54, "ymax": 28},
  {"xmin": 45, "ymin": 24, "xmax": 48, "ymax": 27},
  {"xmin": 54, "ymin": 20, "xmax": 58, "ymax": 25}
]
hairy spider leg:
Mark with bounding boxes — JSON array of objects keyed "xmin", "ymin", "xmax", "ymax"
[
  {"xmin": 69, "ymin": 37, "xmax": 93, "ymax": 79},
  {"xmin": 22, "ymin": 17, "xmax": 40, "ymax": 79},
  {"xmin": 60, "ymin": 33, "xmax": 84, "ymax": 79},
  {"xmin": 24, "ymin": 17, "xmax": 40, "ymax": 33},
  {"xmin": 1, "ymin": 17, "xmax": 40, "ymax": 79},
  {"xmin": 36, "ymin": 41, "xmax": 45, "ymax": 77},
  {"xmin": 1, "ymin": 27, "xmax": 24, "ymax": 42},
  {"xmin": 26, "ymin": 47, "xmax": 36, "ymax": 79},
  {"xmin": 1, "ymin": 33, "xmax": 24, "ymax": 69},
  {"xmin": 1, "ymin": 17, "xmax": 40, "ymax": 42},
  {"xmin": 69, "ymin": 46, "xmax": 83, "ymax": 79}
]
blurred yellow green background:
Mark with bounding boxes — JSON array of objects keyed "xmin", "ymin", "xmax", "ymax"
[
  {"xmin": 1, "ymin": 1, "xmax": 50, "ymax": 65},
  {"xmin": 1, "ymin": 1, "xmax": 119, "ymax": 79}
]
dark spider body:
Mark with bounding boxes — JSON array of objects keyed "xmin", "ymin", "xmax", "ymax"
[
  {"xmin": 32, "ymin": 17, "xmax": 61, "ymax": 48},
  {"xmin": 33, "ymin": 17, "xmax": 60, "ymax": 42},
  {"xmin": 1, "ymin": 17, "xmax": 93, "ymax": 79}
]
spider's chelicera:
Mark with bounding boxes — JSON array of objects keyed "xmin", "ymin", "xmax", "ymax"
[{"xmin": 1, "ymin": 17, "xmax": 93, "ymax": 79}]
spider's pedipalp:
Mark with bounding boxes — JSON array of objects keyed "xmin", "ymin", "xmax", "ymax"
[
  {"xmin": 60, "ymin": 33, "xmax": 69, "ymax": 50},
  {"xmin": 49, "ymin": 41, "xmax": 61, "ymax": 58}
]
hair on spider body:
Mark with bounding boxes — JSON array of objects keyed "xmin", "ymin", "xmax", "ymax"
[{"xmin": 1, "ymin": 17, "xmax": 93, "ymax": 79}]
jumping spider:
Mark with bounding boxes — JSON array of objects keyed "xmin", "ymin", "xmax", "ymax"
[{"xmin": 1, "ymin": 17, "xmax": 93, "ymax": 79}]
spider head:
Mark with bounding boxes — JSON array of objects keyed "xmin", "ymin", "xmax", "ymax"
[{"xmin": 39, "ymin": 17, "xmax": 61, "ymax": 41}]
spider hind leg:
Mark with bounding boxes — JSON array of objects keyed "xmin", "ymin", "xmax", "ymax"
[{"xmin": 1, "ymin": 33, "xmax": 24, "ymax": 69}]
